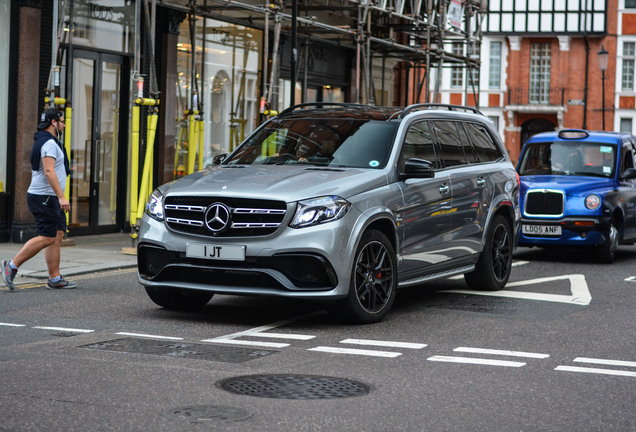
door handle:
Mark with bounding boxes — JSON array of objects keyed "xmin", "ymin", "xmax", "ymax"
[{"xmin": 439, "ymin": 183, "xmax": 450, "ymax": 195}]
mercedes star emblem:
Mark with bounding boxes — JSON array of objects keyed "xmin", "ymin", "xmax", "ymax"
[{"xmin": 205, "ymin": 203, "xmax": 231, "ymax": 233}]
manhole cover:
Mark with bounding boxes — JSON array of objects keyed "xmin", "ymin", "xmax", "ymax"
[
  {"xmin": 80, "ymin": 338, "xmax": 277, "ymax": 363},
  {"xmin": 163, "ymin": 405, "xmax": 252, "ymax": 423},
  {"xmin": 218, "ymin": 374, "xmax": 370, "ymax": 400}
]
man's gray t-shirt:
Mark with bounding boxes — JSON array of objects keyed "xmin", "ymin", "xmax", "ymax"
[{"xmin": 27, "ymin": 139, "xmax": 68, "ymax": 195}]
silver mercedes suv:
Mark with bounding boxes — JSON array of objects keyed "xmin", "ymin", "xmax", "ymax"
[{"xmin": 138, "ymin": 103, "xmax": 519, "ymax": 323}]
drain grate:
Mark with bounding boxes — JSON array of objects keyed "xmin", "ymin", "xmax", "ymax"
[
  {"xmin": 218, "ymin": 374, "xmax": 370, "ymax": 400},
  {"xmin": 80, "ymin": 338, "xmax": 278, "ymax": 363},
  {"xmin": 163, "ymin": 405, "xmax": 252, "ymax": 423}
]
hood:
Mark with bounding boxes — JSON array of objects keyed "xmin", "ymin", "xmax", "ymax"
[
  {"xmin": 520, "ymin": 175, "xmax": 616, "ymax": 196},
  {"xmin": 163, "ymin": 165, "xmax": 389, "ymax": 202}
]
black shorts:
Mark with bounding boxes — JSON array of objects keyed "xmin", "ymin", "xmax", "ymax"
[{"xmin": 26, "ymin": 193, "xmax": 66, "ymax": 238}]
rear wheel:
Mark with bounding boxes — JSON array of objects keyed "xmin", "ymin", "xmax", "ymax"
[
  {"xmin": 465, "ymin": 214, "xmax": 513, "ymax": 291},
  {"xmin": 339, "ymin": 230, "xmax": 397, "ymax": 324},
  {"xmin": 145, "ymin": 286, "xmax": 213, "ymax": 310},
  {"xmin": 597, "ymin": 218, "xmax": 619, "ymax": 263}
]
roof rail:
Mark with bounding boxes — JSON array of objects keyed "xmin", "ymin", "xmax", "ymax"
[
  {"xmin": 277, "ymin": 102, "xmax": 378, "ymax": 117},
  {"xmin": 399, "ymin": 103, "xmax": 484, "ymax": 119}
]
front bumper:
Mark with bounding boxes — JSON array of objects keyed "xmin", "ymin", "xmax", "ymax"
[
  {"xmin": 137, "ymin": 212, "xmax": 356, "ymax": 300},
  {"xmin": 518, "ymin": 216, "xmax": 611, "ymax": 246}
]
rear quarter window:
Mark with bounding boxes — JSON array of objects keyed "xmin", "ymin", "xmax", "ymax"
[{"xmin": 464, "ymin": 122, "xmax": 503, "ymax": 162}]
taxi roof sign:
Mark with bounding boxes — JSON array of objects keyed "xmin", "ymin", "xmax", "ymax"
[{"xmin": 558, "ymin": 129, "xmax": 589, "ymax": 139}]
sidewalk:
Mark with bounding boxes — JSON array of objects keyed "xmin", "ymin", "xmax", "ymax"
[{"xmin": 0, "ymin": 232, "xmax": 138, "ymax": 286}]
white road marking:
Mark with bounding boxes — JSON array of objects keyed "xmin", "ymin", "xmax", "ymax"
[
  {"xmin": 115, "ymin": 332, "xmax": 182, "ymax": 340},
  {"xmin": 201, "ymin": 311, "xmax": 322, "ymax": 346},
  {"xmin": 454, "ymin": 347, "xmax": 549, "ymax": 359},
  {"xmin": 251, "ymin": 332, "xmax": 315, "ymax": 340},
  {"xmin": 309, "ymin": 346, "xmax": 402, "ymax": 358},
  {"xmin": 33, "ymin": 326, "xmax": 94, "ymax": 333},
  {"xmin": 624, "ymin": 276, "xmax": 636, "ymax": 283},
  {"xmin": 573, "ymin": 357, "xmax": 636, "ymax": 368},
  {"xmin": 0, "ymin": 322, "xmax": 26, "ymax": 327},
  {"xmin": 427, "ymin": 355, "xmax": 526, "ymax": 367},
  {"xmin": 447, "ymin": 274, "xmax": 591, "ymax": 305},
  {"xmin": 555, "ymin": 366, "xmax": 636, "ymax": 378},
  {"xmin": 340, "ymin": 339, "xmax": 427, "ymax": 349},
  {"xmin": 209, "ymin": 339, "xmax": 289, "ymax": 348}
]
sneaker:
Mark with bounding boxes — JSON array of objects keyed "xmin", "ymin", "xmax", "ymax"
[
  {"xmin": 1, "ymin": 260, "xmax": 17, "ymax": 291},
  {"xmin": 47, "ymin": 276, "xmax": 77, "ymax": 290}
]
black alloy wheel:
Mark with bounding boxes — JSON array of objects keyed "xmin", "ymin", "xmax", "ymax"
[
  {"xmin": 340, "ymin": 230, "xmax": 397, "ymax": 324},
  {"xmin": 465, "ymin": 214, "xmax": 513, "ymax": 291}
]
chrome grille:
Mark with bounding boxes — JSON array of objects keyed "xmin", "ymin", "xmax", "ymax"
[
  {"xmin": 524, "ymin": 190, "xmax": 564, "ymax": 216},
  {"xmin": 164, "ymin": 196, "xmax": 287, "ymax": 237}
]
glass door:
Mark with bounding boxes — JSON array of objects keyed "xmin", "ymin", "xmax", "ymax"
[{"xmin": 69, "ymin": 50, "xmax": 125, "ymax": 234}]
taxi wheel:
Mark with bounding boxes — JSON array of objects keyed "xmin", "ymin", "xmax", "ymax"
[
  {"xmin": 597, "ymin": 218, "xmax": 619, "ymax": 263},
  {"xmin": 465, "ymin": 214, "xmax": 513, "ymax": 291},
  {"xmin": 339, "ymin": 230, "xmax": 397, "ymax": 324},
  {"xmin": 145, "ymin": 286, "xmax": 213, "ymax": 310}
]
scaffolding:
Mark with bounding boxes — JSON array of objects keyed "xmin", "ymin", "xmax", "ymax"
[{"xmin": 168, "ymin": 0, "xmax": 487, "ymax": 108}]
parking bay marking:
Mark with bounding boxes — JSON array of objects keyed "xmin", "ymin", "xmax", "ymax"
[{"xmin": 446, "ymin": 274, "xmax": 591, "ymax": 306}]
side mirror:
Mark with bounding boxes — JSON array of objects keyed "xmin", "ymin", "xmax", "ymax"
[
  {"xmin": 212, "ymin": 153, "xmax": 227, "ymax": 165},
  {"xmin": 401, "ymin": 158, "xmax": 435, "ymax": 179},
  {"xmin": 623, "ymin": 167, "xmax": 636, "ymax": 180}
]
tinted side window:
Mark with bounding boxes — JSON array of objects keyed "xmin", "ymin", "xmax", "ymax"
[
  {"xmin": 464, "ymin": 122, "xmax": 503, "ymax": 162},
  {"xmin": 431, "ymin": 121, "xmax": 467, "ymax": 167},
  {"xmin": 456, "ymin": 122, "xmax": 478, "ymax": 163},
  {"xmin": 402, "ymin": 121, "xmax": 441, "ymax": 168}
]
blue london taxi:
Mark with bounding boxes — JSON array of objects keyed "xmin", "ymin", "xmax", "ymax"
[{"xmin": 516, "ymin": 129, "xmax": 636, "ymax": 262}]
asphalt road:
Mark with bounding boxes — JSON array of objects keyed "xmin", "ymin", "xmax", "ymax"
[{"xmin": 1, "ymin": 246, "xmax": 635, "ymax": 431}]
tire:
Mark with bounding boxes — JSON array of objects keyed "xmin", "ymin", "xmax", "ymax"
[
  {"xmin": 465, "ymin": 214, "xmax": 513, "ymax": 291},
  {"xmin": 145, "ymin": 286, "xmax": 213, "ymax": 310},
  {"xmin": 339, "ymin": 230, "xmax": 397, "ymax": 324},
  {"xmin": 596, "ymin": 218, "xmax": 619, "ymax": 264}
]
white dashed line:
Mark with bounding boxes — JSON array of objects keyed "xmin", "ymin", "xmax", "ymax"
[
  {"xmin": 308, "ymin": 346, "xmax": 402, "ymax": 358},
  {"xmin": 33, "ymin": 326, "xmax": 94, "ymax": 333},
  {"xmin": 573, "ymin": 357, "xmax": 636, "ymax": 368},
  {"xmin": 555, "ymin": 366, "xmax": 636, "ymax": 378},
  {"xmin": 251, "ymin": 332, "xmax": 315, "ymax": 340},
  {"xmin": 427, "ymin": 355, "xmax": 526, "ymax": 367},
  {"xmin": 340, "ymin": 339, "xmax": 427, "ymax": 349},
  {"xmin": 207, "ymin": 338, "xmax": 289, "ymax": 348},
  {"xmin": 454, "ymin": 347, "xmax": 549, "ymax": 359},
  {"xmin": 115, "ymin": 332, "xmax": 182, "ymax": 340},
  {"xmin": 0, "ymin": 322, "xmax": 26, "ymax": 327}
]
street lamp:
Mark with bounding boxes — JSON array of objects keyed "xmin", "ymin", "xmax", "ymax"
[{"xmin": 597, "ymin": 45, "xmax": 609, "ymax": 131}]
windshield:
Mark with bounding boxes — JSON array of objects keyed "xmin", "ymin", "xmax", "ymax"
[
  {"xmin": 223, "ymin": 118, "xmax": 398, "ymax": 169},
  {"xmin": 518, "ymin": 141, "xmax": 617, "ymax": 178}
]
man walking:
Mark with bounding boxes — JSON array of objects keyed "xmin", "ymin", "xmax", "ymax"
[{"xmin": 1, "ymin": 109, "xmax": 76, "ymax": 290}]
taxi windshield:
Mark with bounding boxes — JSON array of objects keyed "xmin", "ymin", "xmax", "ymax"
[
  {"xmin": 518, "ymin": 141, "xmax": 616, "ymax": 178},
  {"xmin": 223, "ymin": 118, "xmax": 397, "ymax": 169}
]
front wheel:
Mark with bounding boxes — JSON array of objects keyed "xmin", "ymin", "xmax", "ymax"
[
  {"xmin": 465, "ymin": 214, "xmax": 513, "ymax": 291},
  {"xmin": 596, "ymin": 218, "xmax": 619, "ymax": 263},
  {"xmin": 338, "ymin": 230, "xmax": 397, "ymax": 324},
  {"xmin": 145, "ymin": 286, "xmax": 213, "ymax": 310}
]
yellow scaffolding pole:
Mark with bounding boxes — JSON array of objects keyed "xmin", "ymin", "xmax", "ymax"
[
  {"xmin": 187, "ymin": 110, "xmax": 199, "ymax": 175},
  {"xmin": 63, "ymin": 106, "xmax": 72, "ymax": 229},
  {"xmin": 197, "ymin": 119, "xmax": 204, "ymax": 171},
  {"xmin": 129, "ymin": 105, "xmax": 140, "ymax": 229},
  {"xmin": 136, "ymin": 111, "xmax": 158, "ymax": 221}
]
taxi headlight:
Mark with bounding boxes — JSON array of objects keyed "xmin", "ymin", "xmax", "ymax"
[
  {"xmin": 290, "ymin": 196, "xmax": 350, "ymax": 228},
  {"xmin": 145, "ymin": 188, "xmax": 165, "ymax": 221},
  {"xmin": 584, "ymin": 194, "xmax": 601, "ymax": 210}
]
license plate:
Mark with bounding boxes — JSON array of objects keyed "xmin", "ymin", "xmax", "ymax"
[
  {"xmin": 522, "ymin": 224, "xmax": 562, "ymax": 236},
  {"xmin": 186, "ymin": 244, "xmax": 246, "ymax": 261}
]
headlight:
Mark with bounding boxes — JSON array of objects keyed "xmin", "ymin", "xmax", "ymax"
[
  {"xmin": 584, "ymin": 194, "xmax": 601, "ymax": 210},
  {"xmin": 145, "ymin": 188, "xmax": 165, "ymax": 221},
  {"xmin": 290, "ymin": 196, "xmax": 350, "ymax": 228}
]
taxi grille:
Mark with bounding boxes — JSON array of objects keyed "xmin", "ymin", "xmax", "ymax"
[
  {"xmin": 164, "ymin": 196, "xmax": 287, "ymax": 237},
  {"xmin": 525, "ymin": 190, "xmax": 564, "ymax": 216}
]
